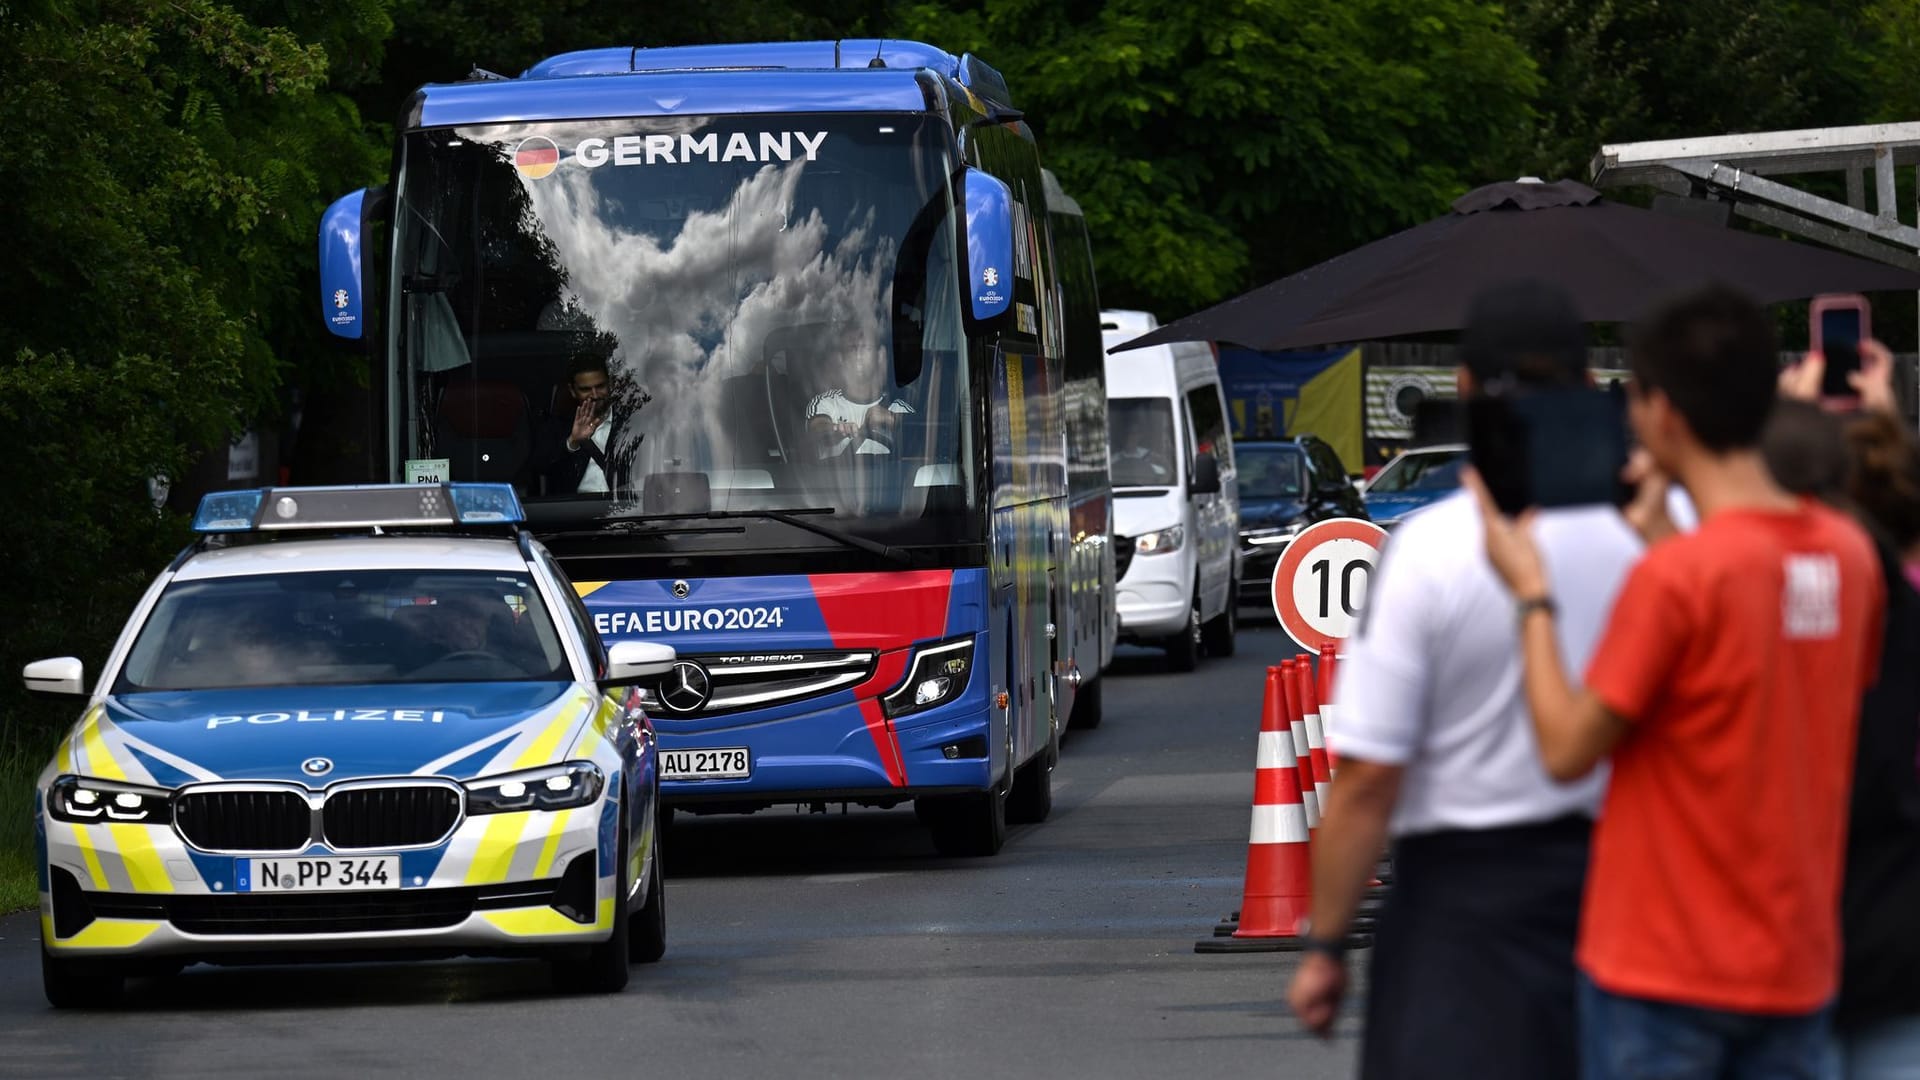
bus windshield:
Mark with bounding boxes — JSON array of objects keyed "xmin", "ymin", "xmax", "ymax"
[{"xmin": 390, "ymin": 113, "xmax": 974, "ymax": 548}]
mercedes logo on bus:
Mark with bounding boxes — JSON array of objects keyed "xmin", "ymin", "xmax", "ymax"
[
  {"xmin": 660, "ymin": 661, "xmax": 712, "ymax": 714},
  {"xmin": 671, "ymin": 579, "xmax": 691, "ymax": 599}
]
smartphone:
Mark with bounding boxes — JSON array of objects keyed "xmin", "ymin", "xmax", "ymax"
[
  {"xmin": 1811, "ymin": 293, "xmax": 1870, "ymax": 401},
  {"xmin": 1467, "ymin": 385, "xmax": 1630, "ymax": 516}
]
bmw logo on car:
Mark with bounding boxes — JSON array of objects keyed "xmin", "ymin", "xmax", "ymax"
[{"xmin": 301, "ymin": 757, "xmax": 333, "ymax": 777}]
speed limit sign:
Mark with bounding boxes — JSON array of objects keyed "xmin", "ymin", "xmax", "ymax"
[{"xmin": 1271, "ymin": 518, "xmax": 1389, "ymax": 653}]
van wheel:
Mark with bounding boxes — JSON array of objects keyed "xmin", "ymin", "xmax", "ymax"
[
  {"xmin": 1202, "ymin": 582, "xmax": 1237, "ymax": 657},
  {"xmin": 1164, "ymin": 594, "xmax": 1202, "ymax": 672}
]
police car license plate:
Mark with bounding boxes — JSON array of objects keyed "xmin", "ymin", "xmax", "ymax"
[
  {"xmin": 239, "ymin": 856, "xmax": 400, "ymax": 893},
  {"xmin": 661, "ymin": 747, "xmax": 750, "ymax": 780}
]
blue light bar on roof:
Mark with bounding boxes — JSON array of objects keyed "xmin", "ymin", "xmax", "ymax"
[{"xmin": 190, "ymin": 483, "xmax": 524, "ymax": 533}]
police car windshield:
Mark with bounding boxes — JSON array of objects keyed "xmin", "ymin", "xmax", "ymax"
[
  {"xmin": 390, "ymin": 113, "xmax": 975, "ymax": 549},
  {"xmin": 1109, "ymin": 398, "xmax": 1177, "ymax": 488},
  {"xmin": 116, "ymin": 570, "xmax": 571, "ymax": 692}
]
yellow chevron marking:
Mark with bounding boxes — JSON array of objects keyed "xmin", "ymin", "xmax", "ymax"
[
  {"xmin": 513, "ymin": 699, "xmax": 589, "ymax": 770},
  {"xmin": 481, "ymin": 898, "xmax": 615, "ymax": 937},
  {"xmin": 55, "ymin": 734, "xmax": 74, "ymax": 772},
  {"xmin": 108, "ymin": 824, "xmax": 173, "ymax": 893},
  {"xmin": 47, "ymin": 918, "xmax": 161, "ymax": 949},
  {"xmin": 464, "ymin": 811, "xmax": 533, "ymax": 884},
  {"xmin": 70, "ymin": 825, "xmax": 109, "ymax": 890},
  {"xmin": 79, "ymin": 711, "xmax": 125, "ymax": 782},
  {"xmin": 531, "ymin": 809, "xmax": 574, "ymax": 880}
]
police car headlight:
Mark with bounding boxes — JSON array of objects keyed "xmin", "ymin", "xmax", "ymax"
[
  {"xmin": 882, "ymin": 637, "xmax": 975, "ymax": 720},
  {"xmin": 48, "ymin": 776, "xmax": 173, "ymax": 825},
  {"xmin": 1134, "ymin": 526, "xmax": 1184, "ymax": 555},
  {"xmin": 464, "ymin": 761, "xmax": 604, "ymax": 814}
]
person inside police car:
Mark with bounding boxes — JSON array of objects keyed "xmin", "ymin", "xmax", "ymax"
[{"xmin": 1287, "ymin": 280, "xmax": 1644, "ymax": 1080}]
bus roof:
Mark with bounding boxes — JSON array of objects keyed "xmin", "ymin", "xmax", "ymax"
[{"xmin": 409, "ymin": 39, "xmax": 1013, "ymax": 131}]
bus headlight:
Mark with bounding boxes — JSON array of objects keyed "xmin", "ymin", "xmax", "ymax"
[
  {"xmin": 882, "ymin": 637, "xmax": 975, "ymax": 720},
  {"xmin": 48, "ymin": 776, "xmax": 173, "ymax": 825}
]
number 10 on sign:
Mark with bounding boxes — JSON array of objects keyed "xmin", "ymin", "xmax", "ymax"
[{"xmin": 1271, "ymin": 518, "xmax": 1388, "ymax": 653}]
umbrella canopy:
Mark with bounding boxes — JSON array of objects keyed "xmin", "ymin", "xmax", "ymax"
[{"xmin": 1112, "ymin": 178, "xmax": 1920, "ymax": 353}]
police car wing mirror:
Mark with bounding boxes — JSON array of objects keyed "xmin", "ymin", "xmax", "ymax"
[
  {"xmin": 23, "ymin": 657, "xmax": 85, "ymax": 698},
  {"xmin": 318, "ymin": 185, "xmax": 389, "ymax": 346},
  {"xmin": 602, "ymin": 641, "xmax": 676, "ymax": 689},
  {"xmin": 959, "ymin": 167, "xmax": 1015, "ymax": 332}
]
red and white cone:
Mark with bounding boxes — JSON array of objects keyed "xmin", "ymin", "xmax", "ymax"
[
  {"xmin": 1196, "ymin": 664, "xmax": 1315, "ymax": 953},
  {"xmin": 1292, "ymin": 661, "xmax": 1333, "ymax": 814},
  {"xmin": 1317, "ymin": 643, "xmax": 1342, "ymax": 776},
  {"xmin": 1280, "ymin": 658, "xmax": 1320, "ymax": 829}
]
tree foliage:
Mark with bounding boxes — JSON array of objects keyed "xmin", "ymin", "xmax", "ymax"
[{"xmin": 897, "ymin": 0, "xmax": 1541, "ymax": 311}]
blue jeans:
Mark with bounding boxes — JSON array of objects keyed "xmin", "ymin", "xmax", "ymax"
[{"xmin": 1579, "ymin": 973, "xmax": 1838, "ymax": 1080}]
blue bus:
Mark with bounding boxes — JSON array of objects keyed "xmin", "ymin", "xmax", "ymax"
[{"xmin": 316, "ymin": 40, "xmax": 1114, "ymax": 855}]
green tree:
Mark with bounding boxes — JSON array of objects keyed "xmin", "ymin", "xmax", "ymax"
[
  {"xmin": 0, "ymin": 0, "xmax": 389, "ymax": 739},
  {"xmin": 894, "ymin": 0, "xmax": 1541, "ymax": 313}
]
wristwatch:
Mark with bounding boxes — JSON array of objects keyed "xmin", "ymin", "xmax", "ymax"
[
  {"xmin": 1295, "ymin": 919, "xmax": 1347, "ymax": 960},
  {"xmin": 1515, "ymin": 595, "xmax": 1556, "ymax": 622}
]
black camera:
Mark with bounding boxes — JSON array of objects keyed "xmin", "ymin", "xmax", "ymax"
[{"xmin": 1466, "ymin": 382, "xmax": 1631, "ymax": 517}]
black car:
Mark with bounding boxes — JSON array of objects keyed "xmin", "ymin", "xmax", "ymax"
[{"xmin": 1234, "ymin": 436, "xmax": 1370, "ymax": 611}]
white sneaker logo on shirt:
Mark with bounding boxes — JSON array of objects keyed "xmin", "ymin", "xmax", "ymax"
[{"xmin": 1782, "ymin": 554, "xmax": 1840, "ymax": 640}]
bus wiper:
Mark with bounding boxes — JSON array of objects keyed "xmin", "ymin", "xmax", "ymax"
[{"xmin": 558, "ymin": 507, "xmax": 914, "ymax": 566}]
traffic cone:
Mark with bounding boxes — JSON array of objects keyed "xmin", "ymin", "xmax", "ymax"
[
  {"xmin": 1317, "ymin": 643, "xmax": 1341, "ymax": 775},
  {"xmin": 1293, "ymin": 661, "xmax": 1332, "ymax": 815},
  {"xmin": 1196, "ymin": 662, "xmax": 1317, "ymax": 953},
  {"xmin": 1280, "ymin": 658, "xmax": 1320, "ymax": 830}
]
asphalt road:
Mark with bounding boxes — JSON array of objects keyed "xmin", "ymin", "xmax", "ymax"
[{"xmin": 0, "ymin": 623, "xmax": 1363, "ymax": 1079}]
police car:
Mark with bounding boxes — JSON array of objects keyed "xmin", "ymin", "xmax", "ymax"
[{"xmin": 23, "ymin": 483, "xmax": 673, "ymax": 1006}]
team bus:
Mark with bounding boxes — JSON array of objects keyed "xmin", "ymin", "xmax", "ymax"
[{"xmin": 315, "ymin": 40, "xmax": 1115, "ymax": 855}]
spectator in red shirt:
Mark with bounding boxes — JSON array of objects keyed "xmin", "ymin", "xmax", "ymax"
[{"xmin": 1467, "ymin": 283, "xmax": 1885, "ymax": 1078}]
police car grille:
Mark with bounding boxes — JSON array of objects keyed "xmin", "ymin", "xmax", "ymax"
[
  {"xmin": 323, "ymin": 786, "xmax": 462, "ymax": 850},
  {"xmin": 174, "ymin": 790, "xmax": 313, "ymax": 852}
]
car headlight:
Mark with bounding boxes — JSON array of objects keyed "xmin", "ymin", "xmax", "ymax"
[
  {"xmin": 1134, "ymin": 526, "xmax": 1184, "ymax": 555},
  {"xmin": 47, "ymin": 776, "xmax": 173, "ymax": 825},
  {"xmin": 882, "ymin": 637, "xmax": 975, "ymax": 720},
  {"xmin": 464, "ymin": 761, "xmax": 604, "ymax": 814}
]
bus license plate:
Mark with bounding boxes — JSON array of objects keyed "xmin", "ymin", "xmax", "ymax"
[
  {"xmin": 661, "ymin": 748, "xmax": 750, "ymax": 780},
  {"xmin": 240, "ymin": 856, "xmax": 400, "ymax": 893}
]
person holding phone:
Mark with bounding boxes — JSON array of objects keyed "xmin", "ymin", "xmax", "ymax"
[
  {"xmin": 1469, "ymin": 283, "xmax": 1885, "ymax": 1079},
  {"xmin": 1287, "ymin": 280, "xmax": 1644, "ymax": 1079}
]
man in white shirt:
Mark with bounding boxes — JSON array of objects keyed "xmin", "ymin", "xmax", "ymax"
[
  {"xmin": 1287, "ymin": 281, "xmax": 1643, "ymax": 1079},
  {"xmin": 805, "ymin": 329, "xmax": 914, "ymax": 457}
]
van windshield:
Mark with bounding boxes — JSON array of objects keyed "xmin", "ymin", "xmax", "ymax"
[{"xmin": 1109, "ymin": 398, "xmax": 1177, "ymax": 488}]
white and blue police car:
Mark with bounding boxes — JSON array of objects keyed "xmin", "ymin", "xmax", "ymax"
[{"xmin": 23, "ymin": 483, "xmax": 673, "ymax": 1006}]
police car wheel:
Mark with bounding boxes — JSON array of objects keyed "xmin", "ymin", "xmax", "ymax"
[
  {"xmin": 629, "ymin": 830, "xmax": 667, "ymax": 965},
  {"xmin": 557, "ymin": 810, "xmax": 631, "ymax": 994},
  {"xmin": 42, "ymin": 948, "xmax": 124, "ymax": 1009}
]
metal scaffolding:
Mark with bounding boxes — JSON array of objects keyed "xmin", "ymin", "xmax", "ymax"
[{"xmin": 1591, "ymin": 123, "xmax": 1920, "ymax": 420}]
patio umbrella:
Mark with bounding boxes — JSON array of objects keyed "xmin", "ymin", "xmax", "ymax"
[{"xmin": 1111, "ymin": 178, "xmax": 1920, "ymax": 353}]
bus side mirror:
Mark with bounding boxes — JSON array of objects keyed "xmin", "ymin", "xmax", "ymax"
[
  {"xmin": 318, "ymin": 186, "xmax": 388, "ymax": 344},
  {"xmin": 959, "ymin": 167, "xmax": 1014, "ymax": 332}
]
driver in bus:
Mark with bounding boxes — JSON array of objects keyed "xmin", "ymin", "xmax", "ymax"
[{"xmin": 805, "ymin": 324, "xmax": 915, "ymax": 457}]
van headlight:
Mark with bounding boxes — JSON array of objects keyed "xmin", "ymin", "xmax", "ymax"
[
  {"xmin": 1134, "ymin": 526, "xmax": 1184, "ymax": 555},
  {"xmin": 882, "ymin": 637, "xmax": 975, "ymax": 720},
  {"xmin": 48, "ymin": 776, "xmax": 173, "ymax": 825},
  {"xmin": 464, "ymin": 761, "xmax": 604, "ymax": 814}
]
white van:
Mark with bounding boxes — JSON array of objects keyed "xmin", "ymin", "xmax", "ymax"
[{"xmin": 1102, "ymin": 310, "xmax": 1240, "ymax": 670}]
